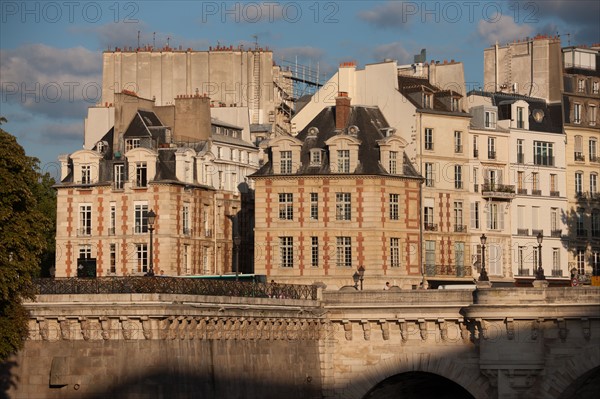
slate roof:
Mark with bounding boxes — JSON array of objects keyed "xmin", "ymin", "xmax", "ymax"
[
  {"xmin": 123, "ymin": 110, "xmax": 166, "ymax": 139},
  {"xmin": 397, "ymin": 75, "xmax": 467, "ymax": 115},
  {"xmin": 252, "ymin": 105, "xmax": 422, "ymax": 179}
]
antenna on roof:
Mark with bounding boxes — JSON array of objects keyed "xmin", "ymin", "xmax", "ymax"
[
  {"xmin": 167, "ymin": 36, "xmax": 170, "ymax": 47},
  {"xmin": 252, "ymin": 35, "xmax": 258, "ymax": 49},
  {"xmin": 153, "ymin": 32, "xmax": 156, "ymax": 48},
  {"xmin": 567, "ymin": 33, "xmax": 571, "ymax": 46},
  {"xmin": 137, "ymin": 30, "xmax": 140, "ymax": 48}
]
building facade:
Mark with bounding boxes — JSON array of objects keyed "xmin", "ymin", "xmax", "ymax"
[{"xmin": 251, "ymin": 94, "xmax": 423, "ymax": 289}]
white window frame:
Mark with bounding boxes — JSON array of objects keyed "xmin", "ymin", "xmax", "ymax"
[
  {"xmin": 310, "ymin": 193, "xmax": 318, "ymax": 220},
  {"xmin": 337, "ymin": 150, "xmax": 350, "ymax": 173},
  {"xmin": 280, "ymin": 236, "xmax": 294, "ymax": 268},
  {"xmin": 390, "ymin": 237, "xmax": 400, "ymax": 268},
  {"xmin": 79, "ymin": 204, "xmax": 92, "ymax": 236},
  {"xmin": 389, "ymin": 194, "xmax": 399, "ymax": 220},
  {"xmin": 280, "ymin": 151, "xmax": 292, "ymax": 174},
  {"xmin": 336, "ymin": 193, "xmax": 351, "ymax": 221},
  {"xmin": 278, "ymin": 193, "xmax": 294, "ymax": 221},
  {"xmin": 336, "ymin": 236, "xmax": 352, "ymax": 267}
]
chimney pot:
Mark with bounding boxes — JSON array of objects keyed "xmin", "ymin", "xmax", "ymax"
[{"xmin": 335, "ymin": 93, "xmax": 351, "ymax": 130}]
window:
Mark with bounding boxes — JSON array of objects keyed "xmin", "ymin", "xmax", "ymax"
[
  {"xmin": 389, "ymin": 151, "xmax": 398, "ymax": 174},
  {"xmin": 593, "ymin": 210, "xmax": 600, "ymax": 237},
  {"xmin": 390, "ymin": 238, "xmax": 400, "ymax": 268},
  {"xmin": 552, "ymin": 248, "xmax": 561, "ymax": 274},
  {"xmin": 280, "ymin": 151, "xmax": 292, "ymax": 174},
  {"xmin": 532, "ymin": 172, "xmax": 540, "ymax": 194},
  {"xmin": 109, "ymin": 202, "xmax": 116, "ymax": 235},
  {"xmin": 79, "ymin": 204, "xmax": 91, "ymax": 236},
  {"xmin": 182, "ymin": 203, "xmax": 190, "ymax": 235},
  {"xmin": 578, "ymin": 79, "xmax": 585, "ymax": 93},
  {"xmin": 550, "ymin": 174, "xmax": 558, "ymax": 196},
  {"xmin": 311, "ymin": 237, "xmax": 319, "ymax": 267},
  {"xmin": 217, "ymin": 147, "xmax": 222, "ymax": 159},
  {"xmin": 336, "ymin": 193, "xmax": 351, "ymax": 221},
  {"xmin": 473, "ymin": 136, "xmax": 479, "ymax": 157},
  {"xmin": 473, "ymin": 167, "xmax": 479, "ymax": 192},
  {"xmin": 81, "ymin": 165, "xmax": 91, "ymax": 184},
  {"xmin": 454, "ymin": 202, "xmax": 464, "ymax": 231},
  {"xmin": 593, "ymin": 81, "xmax": 599, "ymax": 94},
  {"xmin": 577, "ymin": 208, "xmax": 585, "ymax": 236},
  {"xmin": 590, "ymin": 139, "xmax": 598, "ymax": 162},
  {"xmin": 533, "ymin": 246, "xmax": 539, "ymax": 270},
  {"xmin": 576, "ymin": 249, "xmax": 585, "ymax": 275},
  {"xmin": 485, "ymin": 111, "xmax": 496, "ymax": 129},
  {"xmin": 574, "ymin": 103, "xmax": 581, "ymax": 124},
  {"xmin": 424, "ymin": 206, "xmax": 435, "ymax": 230},
  {"xmin": 134, "ymin": 202, "xmax": 148, "ymax": 234},
  {"xmin": 593, "ymin": 250, "xmax": 600, "ymax": 276},
  {"xmin": 109, "ymin": 243, "xmax": 117, "ymax": 274},
  {"xmin": 389, "ymin": 194, "xmax": 399, "ymax": 220},
  {"xmin": 79, "ymin": 244, "xmax": 91, "ymax": 259},
  {"xmin": 337, "ymin": 150, "xmax": 350, "ymax": 173},
  {"xmin": 424, "ymin": 128, "xmax": 433, "ymax": 150},
  {"xmin": 488, "ymin": 244, "xmax": 502, "ymax": 275},
  {"xmin": 516, "ymin": 106, "xmax": 525, "ymax": 128},
  {"xmin": 423, "ymin": 93, "xmax": 432, "ymax": 108},
  {"xmin": 517, "ymin": 205, "xmax": 526, "ymax": 231},
  {"xmin": 310, "ymin": 149, "xmax": 322, "ymax": 166},
  {"xmin": 470, "ymin": 201, "xmax": 480, "ymax": 229},
  {"xmin": 551, "ymin": 208, "xmax": 559, "ymax": 233},
  {"xmin": 533, "ymin": 141, "xmax": 554, "ymax": 166},
  {"xmin": 451, "ymin": 97, "xmax": 459, "ymax": 112},
  {"xmin": 532, "ymin": 206, "xmax": 540, "ymax": 232},
  {"xmin": 487, "ymin": 137, "xmax": 496, "ymax": 159},
  {"xmin": 454, "ymin": 165, "xmax": 463, "ymax": 189},
  {"xmin": 336, "ymin": 237, "xmax": 352, "ymax": 267},
  {"xmin": 310, "ymin": 193, "xmax": 318, "ymax": 220},
  {"xmin": 518, "ymin": 246, "xmax": 526, "ymax": 275},
  {"xmin": 575, "ymin": 135, "xmax": 584, "ymax": 160},
  {"xmin": 575, "ymin": 172, "xmax": 583, "ymax": 195},
  {"xmin": 487, "ymin": 203, "xmax": 504, "ymax": 230},
  {"xmin": 590, "ymin": 105, "xmax": 597, "ymax": 126},
  {"xmin": 425, "ymin": 241, "xmax": 436, "ymax": 275},
  {"xmin": 280, "ymin": 237, "xmax": 294, "ymax": 268},
  {"xmin": 125, "ymin": 138, "xmax": 140, "ymax": 152},
  {"xmin": 454, "ymin": 131, "xmax": 462, "ymax": 153},
  {"xmin": 135, "ymin": 162, "xmax": 147, "ymax": 188},
  {"xmin": 136, "ymin": 243, "xmax": 148, "ymax": 273},
  {"xmin": 425, "ymin": 162, "xmax": 435, "ymax": 187},
  {"xmin": 278, "ymin": 193, "xmax": 293, "ymax": 220},
  {"xmin": 183, "ymin": 244, "xmax": 190, "ymax": 274},
  {"xmin": 591, "ymin": 173, "xmax": 598, "ymax": 194},
  {"xmin": 517, "ymin": 172, "xmax": 524, "ymax": 192},
  {"xmin": 517, "ymin": 139, "xmax": 524, "ymax": 163},
  {"xmin": 114, "ymin": 164, "xmax": 125, "ymax": 190}
]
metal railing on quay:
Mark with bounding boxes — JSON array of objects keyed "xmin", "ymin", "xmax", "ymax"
[{"xmin": 33, "ymin": 277, "xmax": 318, "ymax": 300}]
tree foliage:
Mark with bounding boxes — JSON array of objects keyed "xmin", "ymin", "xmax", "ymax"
[{"xmin": 0, "ymin": 129, "xmax": 50, "ymax": 360}]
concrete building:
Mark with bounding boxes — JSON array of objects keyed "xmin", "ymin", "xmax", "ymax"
[
  {"xmin": 562, "ymin": 46, "xmax": 600, "ymax": 278},
  {"xmin": 251, "ymin": 93, "xmax": 423, "ymax": 289},
  {"xmin": 55, "ymin": 92, "xmax": 259, "ymax": 277}
]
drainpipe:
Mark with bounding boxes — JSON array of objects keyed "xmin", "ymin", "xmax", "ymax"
[
  {"xmin": 418, "ymin": 111, "xmax": 426, "ymax": 288},
  {"xmin": 495, "ymin": 41, "xmax": 499, "ymax": 92}
]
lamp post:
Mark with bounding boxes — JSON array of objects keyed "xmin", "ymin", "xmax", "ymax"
[
  {"xmin": 357, "ymin": 265, "xmax": 365, "ymax": 290},
  {"xmin": 479, "ymin": 234, "xmax": 489, "ymax": 282},
  {"xmin": 233, "ymin": 235, "xmax": 241, "ymax": 281},
  {"xmin": 352, "ymin": 272, "xmax": 360, "ymax": 290},
  {"xmin": 147, "ymin": 209, "xmax": 156, "ymax": 276},
  {"xmin": 535, "ymin": 232, "xmax": 545, "ymax": 280}
]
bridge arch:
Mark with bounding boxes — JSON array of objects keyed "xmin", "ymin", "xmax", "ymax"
[
  {"xmin": 363, "ymin": 371, "xmax": 476, "ymax": 399},
  {"xmin": 547, "ymin": 351, "xmax": 600, "ymax": 399},
  {"xmin": 338, "ymin": 354, "xmax": 490, "ymax": 399}
]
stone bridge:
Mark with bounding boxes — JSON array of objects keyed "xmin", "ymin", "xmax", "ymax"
[{"xmin": 4, "ymin": 286, "xmax": 600, "ymax": 399}]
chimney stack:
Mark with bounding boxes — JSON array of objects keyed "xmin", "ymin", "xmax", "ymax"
[{"xmin": 335, "ymin": 92, "xmax": 351, "ymax": 130}]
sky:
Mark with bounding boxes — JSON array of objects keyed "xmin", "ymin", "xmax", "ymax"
[{"xmin": 1, "ymin": 0, "xmax": 598, "ymax": 177}]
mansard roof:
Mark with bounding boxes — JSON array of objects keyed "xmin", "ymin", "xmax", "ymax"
[
  {"xmin": 123, "ymin": 110, "xmax": 167, "ymax": 139},
  {"xmin": 252, "ymin": 105, "xmax": 422, "ymax": 179}
]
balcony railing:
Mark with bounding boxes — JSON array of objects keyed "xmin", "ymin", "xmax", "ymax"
[
  {"xmin": 592, "ymin": 230, "xmax": 600, "ymax": 238},
  {"xmin": 425, "ymin": 264, "xmax": 472, "ymax": 278},
  {"xmin": 577, "ymin": 229, "xmax": 588, "ymax": 237},
  {"xmin": 454, "ymin": 225, "xmax": 467, "ymax": 233},
  {"xmin": 590, "ymin": 156, "xmax": 599, "ymax": 163},
  {"xmin": 517, "ymin": 268, "xmax": 530, "ymax": 276},
  {"xmin": 473, "ymin": 149, "xmax": 479, "ymax": 158},
  {"xmin": 32, "ymin": 277, "xmax": 318, "ymax": 300},
  {"xmin": 517, "ymin": 228, "xmax": 529, "ymax": 236},
  {"xmin": 205, "ymin": 229, "xmax": 213, "ymax": 238},
  {"xmin": 488, "ymin": 151, "xmax": 496, "ymax": 160},
  {"xmin": 532, "ymin": 189, "xmax": 542, "ymax": 196},
  {"xmin": 551, "ymin": 270, "xmax": 564, "ymax": 277},
  {"xmin": 134, "ymin": 225, "xmax": 148, "ymax": 234},
  {"xmin": 551, "ymin": 229, "xmax": 562, "ymax": 238},
  {"xmin": 481, "ymin": 183, "xmax": 516, "ymax": 200},
  {"xmin": 550, "ymin": 191, "xmax": 560, "ymax": 197},
  {"xmin": 77, "ymin": 228, "xmax": 92, "ymax": 237},
  {"xmin": 574, "ymin": 152, "xmax": 585, "ymax": 162},
  {"xmin": 455, "ymin": 181, "xmax": 463, "ymax": 189},
  {"xmin": 108, "ymin": 227, "xmax": 116, "ymax": 236},
  {"xmin": 113, "ymin": 181, "xmax": 125, "ymax": 191},
  {"xmin": 183, "ymin": 228, "xmax": 192, "ymax": 236},
  {"xmin": 533, "ymin": 155, "xmax": 555, "ymax": 166},
  {"xmin": 424, "ymin": 223, "xmax": 438, "ymax": 231},
  {"xmin": 517, "ymin": 153, "xmax": 525, "ymax": 164},
  {"xmin": 518, "ymin": 188, "xmax": 528, "ymax": 195},
  {"xmin": 473, "ymin": 184, "xmax": 479, "ymax": 192},
  {"xmin": 532, "ymin": 229, "xmax": 543, "ymax": 237},
  {"xmin": 455, "ymin": 145, "xmax": 463, "ymax": 153}
]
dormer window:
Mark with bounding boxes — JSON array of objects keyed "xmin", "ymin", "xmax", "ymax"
[
  {"xmin": 451, "ymin": 97, "xmax": 460, "ymax": 112},
  {"xmin": 337, "ymin": 150, "xmax": 350, "ymax": 173},
  {"xmin": 280, "ymin": 151, "xmax": 292, "ymax": 174},
  {"xmin": 96, "ymin": 141, "xmax": 105, "ymax": 153},
  {"xmin": 81, "ymin": 165, "xmax": 91, "ymax": 185},
  {"xmin": 423, "ymin": 93, "xmax": 432, "ymax": 109},
  {"xmin": 485, "ymin": 111, "xmax": 496, "ymax": 129},
  {"xmin": 125, "ymin": 139, "xmax": 140, "ymax": 152},
  {"xmin": 389, "ymin": 151, "xmax": 398, "ymax": 174},
  {"xmin": 310, "ymin": 149, "xmax": 322, "ymax": 166},
  {"xmin": 516, "ymin": 106, "xmax": 525, "ymax": 129}
]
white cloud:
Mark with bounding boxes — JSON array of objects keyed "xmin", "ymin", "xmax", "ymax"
[
  {"xmin": 276, "ymin": 46, "xmax": 325, "ymax": 62},
  {"xmin": 477, "ymin": 16, "xmax": 534, "ymax": 45},
  {"xmin": 358, "ymin": 2, "xmax": 412, "ymax": 29},
  {"xmin": 372, "ymin": 42, "xmax": 412, "ymax": 64}
]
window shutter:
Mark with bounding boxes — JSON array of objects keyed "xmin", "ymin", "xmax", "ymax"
[{"xmin": 499, "ymin": 204, "xmax": 504, "ymax": 230}]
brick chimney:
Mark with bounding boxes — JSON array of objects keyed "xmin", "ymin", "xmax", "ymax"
[{"xmin": 335, "ymin": 92, "xmax": 351, "ymax": 130}]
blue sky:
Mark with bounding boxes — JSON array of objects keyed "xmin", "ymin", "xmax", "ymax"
[{"xmin": 1, "ymin": 1, "xmax": 598, "ymax": 176}]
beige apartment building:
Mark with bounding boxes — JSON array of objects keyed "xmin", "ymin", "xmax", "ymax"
[
  {"xmin": 55, "ymin": 92, "xmax": 259, "ymax": 277},
  {"xmin": 251, "ymin": 94, "xmax": 423, "ymax": 289}
]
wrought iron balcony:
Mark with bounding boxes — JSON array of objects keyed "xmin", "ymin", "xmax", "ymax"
[
  {"xmin": 454, "ymin": 225, "xmax": 467, "ymax": 233},
  {"xmin": 574, "ymin": 152, "xmax": 585, "ymax": 162},
  {"xmin": 488, "ymin": 151, "xmax": 496, "ymax": 160},
  {"xmin": 455, "ymin": 145, "xmax": 463, "ymax": 153},
  {"xmin": 107, "ymin": 227, "xmax": 116, "ymax": 236},
  {"xmin": 473, "ymin": 149, "xmax": 479, "ymax": 158},
  {"xmin": 425, "ymin": 264, "xmax": 472, "ymax": 278},
  {"xmin": 517, "ymin": 153, "xmax": 525, "ymax": 164},
  {"xmin": 532, "ymin": 229, "xmax": 543, "ymax": 237},
  {"xmin": 532, "ymin": 189, "xmax": 542, "ymax": 196},
  {"xmin": 77, "ymin": 228, "xmax": 92, "ymax": 237},
  {"xmin": 517, "ymin": 268, "xmax": 530, "ymax": 276},
  {"xmin": 577, "ymin": 229, "xmax": 588, "ymax": 237},
  {"xmin": 551, "ymin": 270, "xmax": 564, "ymax": 277},
  {"xmin": 592, "ymin": 230, "xmax": 600, "ymax": 238},
  {"xmin": 534, "ymin": 155, "xmax": 555, "ymax": 166},
  {"xmin": 518, "ymin": 188, "xmax": 528, "ymax": 195},
  {"xmin": 550, "ymin": 191, "xmax": 560, "ymax": 197},
  {"xmin": 517, "ymin": 228, "xmax": 529, "ymax": 236},
  {"xmin": 481, "ymin": 183, "xmax": 515, "ymax": 200},
  {"xmin": 551, "ymin": 229, "xmax": 562, "ymax": 238},
  {"xmin": 473, "ymin": 184, "xmax": 479, "ymax": 192},
  {"xmin": 424, "ymin": 223, "xmax": 438, "ymax": 231},
  {"xmin": 183, "ymin": 228, "xmax": 192, "ymax": 236}
]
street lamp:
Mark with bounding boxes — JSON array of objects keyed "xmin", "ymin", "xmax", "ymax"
[
  {"xmin": 479, "ymin": 234, "xmax": 489, "ymax": 282},
  {"xmin": 147, "ymin": 209, "xmax": 156, "ymax": 276},
  {"xmin": 352, "ymin": 272, "xmax": 360, "ymax": 290},
  {"xmin": 535, "ymin": 232, "xmax": 545, "ymax": 280},
  {"xmin": 233, "ymin": 235, "xmax": 241, "ymax": 281},
  {"xmin": 357, "ymin": 265, "xmax": 365, "ymax": 290}
]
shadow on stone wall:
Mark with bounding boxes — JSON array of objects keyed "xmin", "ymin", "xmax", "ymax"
[{"xmin": 0, "ymin": 360, "xmax": 17, "ymax": 399}]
